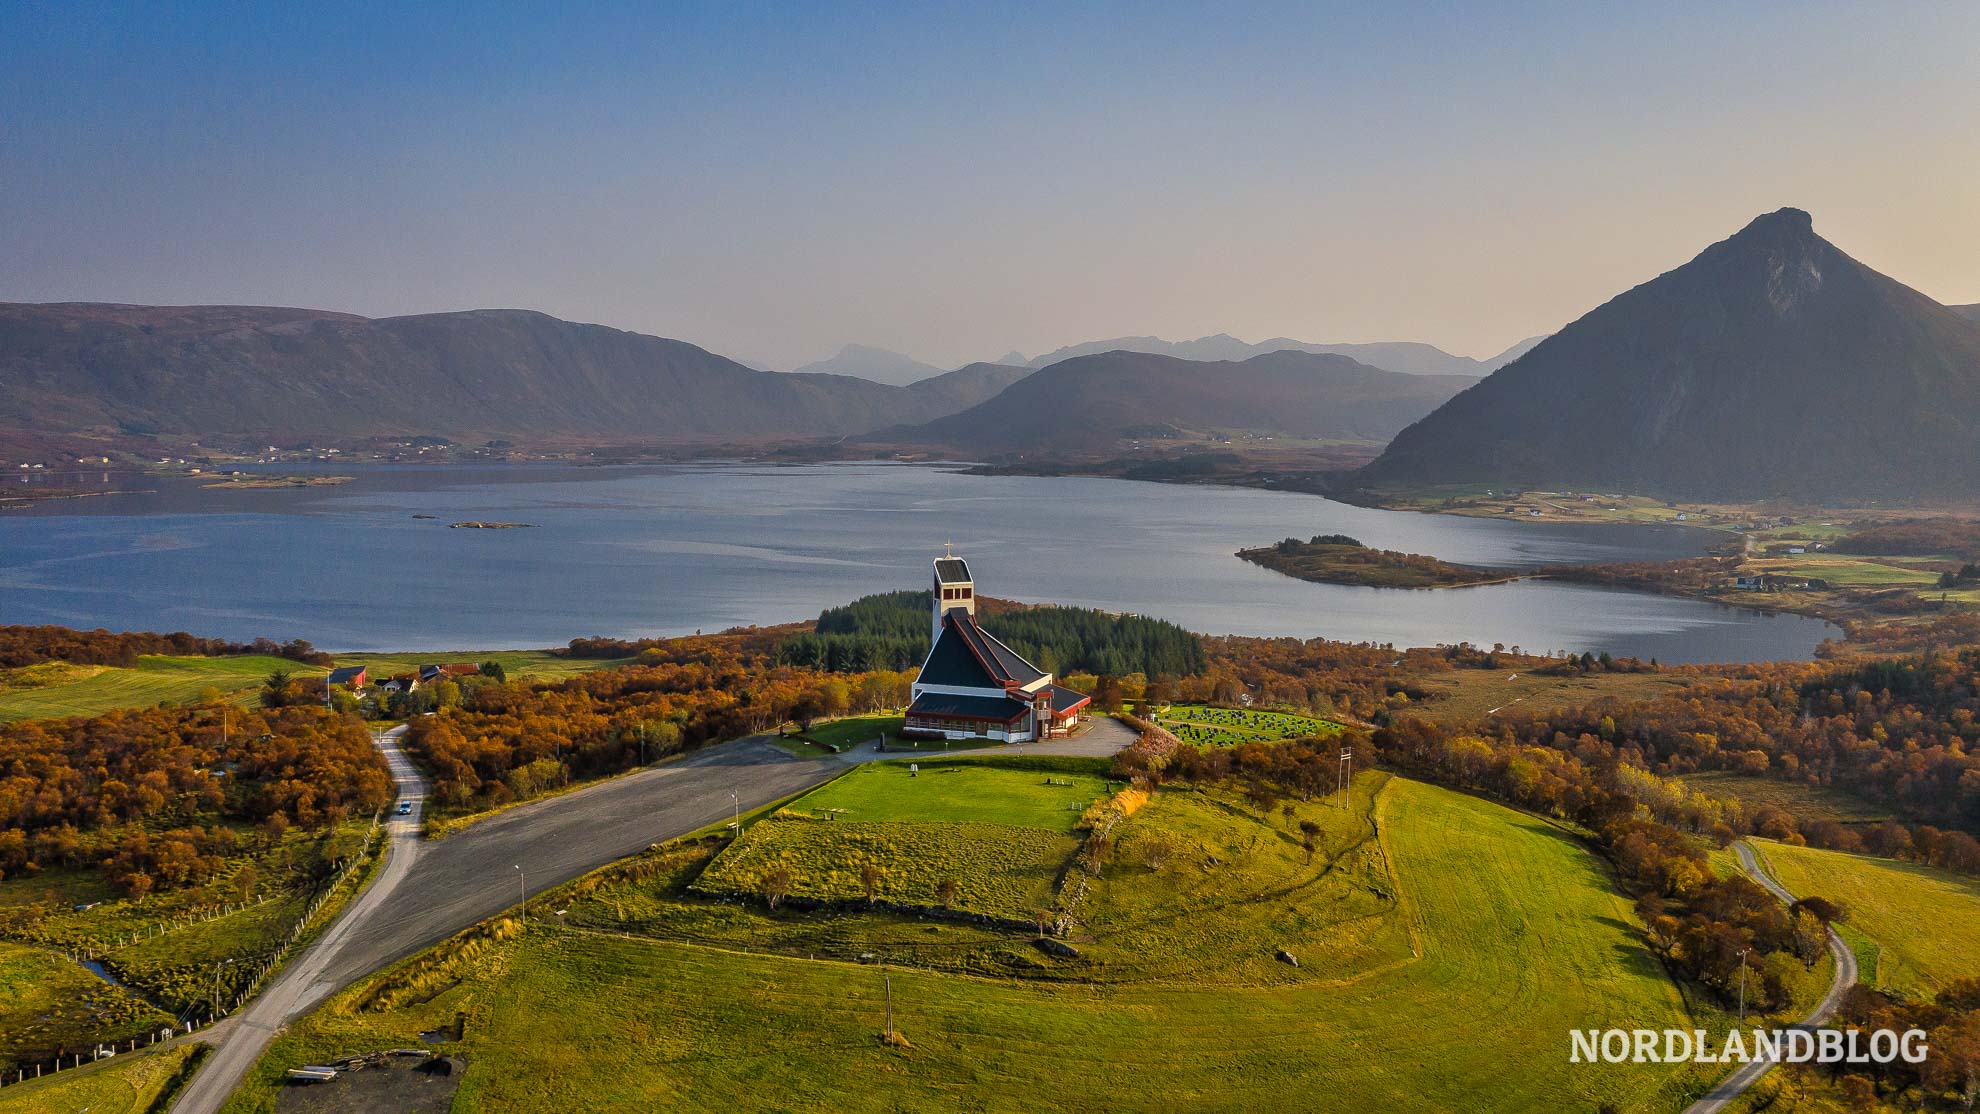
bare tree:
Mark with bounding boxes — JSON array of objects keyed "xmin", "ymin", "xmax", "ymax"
[
  {"xmin": 761, "ymin": 867, "xmax": 793, "ymax": 911},
  {"xmin": 860, "ymin": 862, "xmax": 882, "ymax": 905},
  {"xmin": 935, "ymin": 879, "xmax": 959, "ymax": 907}
]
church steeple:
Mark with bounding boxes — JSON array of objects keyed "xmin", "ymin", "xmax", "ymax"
[{"xmin": 931, "ymin": 547, "xmax": 975, "ymax": 642}]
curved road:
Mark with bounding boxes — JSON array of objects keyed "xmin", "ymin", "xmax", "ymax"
[
  {"xmin": 172, "ymin": 728, "xmax": 839, "ymax": 1113},
  {"xmin": 1683, "ymin": 841, "xmax": 1859, "ymax": 1114}
]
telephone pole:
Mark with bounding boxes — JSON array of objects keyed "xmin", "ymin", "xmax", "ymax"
[
  {"xmin": 1337, "ymin": 746, "xmax": 1353, "ymax": 809},
  {"xmin": 514, "ymin": 864, "xmax": 526, "ymax": 935},
  {"xmin": 1736, "ymin": 946, "xmax": 1751, "ymax": 1026}
]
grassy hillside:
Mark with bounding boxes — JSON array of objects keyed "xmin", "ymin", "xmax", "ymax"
[
  {"xmin": 0, "ymin": 654, "xmax": 313, "ymax": 722},
  {"xmin": 1154, "ymin": 704, "xmax": 1344, "ymax": 747},
  {"xmin": 0, "ymin": 1043, "xmax": 202, "ymax": 1114},
  {"xmin": 1754, "ymin": 840, "xmax": 1980, "ymax": 996},
  {"xmin": 0, "ymin": 649, "xmax": 619, "ymax": 723},
  {"xmin": 226, "ymin": 776, "xmax": 1715, "ymax": 1113}
]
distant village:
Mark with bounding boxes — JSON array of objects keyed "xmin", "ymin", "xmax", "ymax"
[{"xmin": 323, "ymin": 661, "xmax": 492, "ymax": 713}]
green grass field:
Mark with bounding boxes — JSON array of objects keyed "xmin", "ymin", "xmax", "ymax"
[
  {"xmin": 226, "ymin": 776, "xmax": 1717, "ymax": 1113},
  {"xmin": 0, "ymin": 1043, "xmax": 201, "ymax": 1114},
  {"xmin": 1155, "ymin": 704, "xmax": 1344, "ymax": 746},
  {"xmin": 0, "ymin": 654, "xmax": 315, "ymax": 722},
  {"xmin": 0, "ymin": 649, "xmax": 620, "ymax": 724},
  {"xmin": 0, "ymin": 942, "xmax": 173, "ymax": 1072},
  {"xmin": 1, "ymin": 821, "xmax": 375, "ymax": 1021},
  {"xmin": 1753, "ymin": 840, "xmax": 1980, "ymax": 996},
  {"xmin": 691, "ymin": 763, "xmax": 1114, "ymax": 919},
  {"xmin": 782, "ymin": 761, "xmax": 1111, "ymax": 829},
  {"xmin": 336, "ymin": 649, "xmax": 624, "ymax": 682},
  {"xmin": 1758, "ymin": 556, "xmax": 1940, "ymax": 586}
]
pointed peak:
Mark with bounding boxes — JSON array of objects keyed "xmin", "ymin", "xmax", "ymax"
[{"xmin": 1732, "ymin": 207, "xmax": 1815, "ymax": 242}]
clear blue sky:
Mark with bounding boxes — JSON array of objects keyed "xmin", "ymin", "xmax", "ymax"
[{"xmin": 3, "ymin": 1, "xmax": 1976, "ymax": 368}]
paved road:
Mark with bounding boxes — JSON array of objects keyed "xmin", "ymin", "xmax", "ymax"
[
  {"xmin": 172, "ymin": 730, "xmax": 836, "ymax": 1113},
  {"xmin": 839, "ymin": 713, "xmax": 1140, "ymax": 764},
  {"xmin": 1683, "ymin": 841, "xmax": 1860, "ymax": 1114}
]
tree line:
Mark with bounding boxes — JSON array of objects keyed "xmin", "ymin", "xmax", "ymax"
[
  {"xmin": 405, "ymin": 656, "xmax": 914, "ymax": 814},
  {"xmin": 772, "ymin": 590, "xmax": 1207, "ymax": 677},
  {"xmin": 0, "ymin": 623, "xmax": 332, "ymax": 669}
]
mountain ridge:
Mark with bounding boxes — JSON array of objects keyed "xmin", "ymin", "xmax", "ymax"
[
  {"xmin": 1020, "ymin": 332, "xmax": 1544, "ymax": 376},
  {"xmin": 1356, "ymin": 208, "xmax": 1980, "ymax": 500},
  {"xmin": 870, "ymin": 349, "xmax": 1477, "ymax": 456},
  {"xmin": 0, "ymin": 303, "xmax": 1023, "ymax": 446}
]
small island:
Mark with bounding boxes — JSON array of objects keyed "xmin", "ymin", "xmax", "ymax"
[
  {"xmin": 1237, "ymin": 534, "xmax": 1512, "ymax": 589},
  {"xmin": 200, "ymin": 473, "xmax": 352, "ymax": 489}
]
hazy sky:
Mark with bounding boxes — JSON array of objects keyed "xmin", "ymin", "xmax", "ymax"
[{"xmin": 3, "ymin": 2, "xmax": 1977, "ymax": 370}]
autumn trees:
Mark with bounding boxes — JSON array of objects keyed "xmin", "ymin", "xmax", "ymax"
[
  {"xmin": 0, "ymin": 623, "xmax": 331, "ymax": 669},
  {"xmin": 0, "ymin": 704, "xmax": 388, "ymax": 894},
  {"xmin": 403, "ymin": 659, "xmax": 915, "ymax": 814}
]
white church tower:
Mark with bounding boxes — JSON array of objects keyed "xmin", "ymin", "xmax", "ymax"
[{"xmin": 932, "ymin": 547, "xmax": 975, "ymax": 642}]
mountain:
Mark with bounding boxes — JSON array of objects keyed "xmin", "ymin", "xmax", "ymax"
[
  {"xmin": 790, "ymin": 343, "xmax": 948, "ymax": 386},
  {"xmin": 874, "ymin": 349, "xmax": 1477, "ymax": 455},
  {"xmin": 0, "ymin": 303, "xmax": 1017, "ymax": 446},
  {"xmin": 895, "ymin": 362, "xmax": 1035, "ymax": 415},
  {"xmin": 1021, "ymin": 333, "xmax": 1542, "ymax": 376},
  {"xmin": 1357, "ymin": 209, "xmax": 1980, "ymax": 500},
  {"xmin": 1953, "ymin": 304, "xmax": 1980, "ymax": 325}
]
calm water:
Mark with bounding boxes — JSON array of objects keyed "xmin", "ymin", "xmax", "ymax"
[{"xmin": 0, "ymin": 462, "xmax": 1836, "ymax": 662}]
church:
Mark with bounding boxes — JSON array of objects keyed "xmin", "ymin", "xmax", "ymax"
[{"xmin": 901, "ymin": 554, "xmax": 1090, "ymax": 742}]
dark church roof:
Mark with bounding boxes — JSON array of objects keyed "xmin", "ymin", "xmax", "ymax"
[
  {"xmin": 916, "ymin": 612, "xmax": 1048, "ymax": 690},
  {"xmin": 934, "ymin": 558, "xmax": 972, "ymax": 584},
  {"xmin": 1047, "ymin": 684, "xmax": 1090, "ymax": 714},
  {"xmin": 905, "ymin": 690, "xmax": 1029, "ymax": 723}
]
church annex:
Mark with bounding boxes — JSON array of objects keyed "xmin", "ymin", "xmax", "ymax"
[{"xmin": 902, "ymin": 555, "xmax": 1090, "ymax": 742}]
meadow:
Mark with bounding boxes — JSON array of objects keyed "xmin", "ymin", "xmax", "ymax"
[
  {"xmin": 225, "ymin": 776, "xmax": 1722, "ymax": 1113},
  {"xmin": 692, "ymin": 763, "xmax": 1114, "ymax": 920},
  {"xmin": 0, "ymin": 819, "xmax": 376, "ymax": 1031},
  {"xmin": 1753, "ymin": 840, "xmax": 1980, "ymax": 997},
  {"xmin": 0, "ymin": 942, "xmax": 172, "ymax": 1071},
  {"xmin": 0, "ymin": 1043, "xmax": 202, "ymax": 1114},
  {"xmin": 1154, "ymin": 704, "xmax": 1344, "ymax": 747},
  {"xmin": 0, "ymin": 648, "xmax": 617, "ymax": 724},
  {"xmin": 335, "ymin": 649, "xmax": 623, "ymax": 682},
  {"xmin": 0, "ymin": 654, "xmax": 313, "ymax": 722}
]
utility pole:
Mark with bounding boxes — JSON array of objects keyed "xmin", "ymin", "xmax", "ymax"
[
  {"xmin": 731, "ymin": 790, "xmax": 741, "ymax": 839},
  {"xmin": 1736, "ymin": 946, "xmax": 1751, "ymax": 1026},
  {"xmin": 885, "ymin": 975, "xmax": 893, "ymax": 1043},
  {"xmin": 211, "ymin": 958, "xmax": 234, "ymax": 1019},
  {"xmin": 514, "ymin": 864, "xmax": 526, "ymax": 935},
  {"xmin": 1337, "ymin": 746, "xmax": 1353, "ymax": 809}
]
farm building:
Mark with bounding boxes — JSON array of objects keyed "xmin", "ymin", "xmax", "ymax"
[
  {"xmin": 903, "ymin": 554, "xmax": 1089, "ymax": 742},
  {"xmin": 326, "ymin": 666, "xmax": 368, "ymax": 689}
]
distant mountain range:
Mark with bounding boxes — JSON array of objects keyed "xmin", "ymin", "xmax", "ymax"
[
  {"xmin": 789, "ymin": 343, "xmax": 949, "ymax": 386},
  {"xmin": 872, "ymin": 350, "xmax": 1477, "ymax": 455},
  {"xmin": 792, "ymin": 332, "xmax": 1544, "ymax": 386},
  {"xmin": 1953, "ymin": 303, "xmax": 1980, "ymax": 325},
  {"xmin": 1357, "ymin": 209, "xmax": 1980, "ymax": 500},
  {"xmin": 0, "ymin": 304, "xmax": 1027, "ymax": 446},
  {"xmin": 1016, "ymin": 333, "xmax": 1545, "ymax": 377}
]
